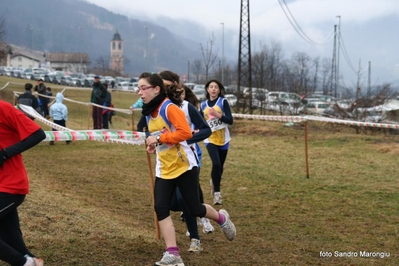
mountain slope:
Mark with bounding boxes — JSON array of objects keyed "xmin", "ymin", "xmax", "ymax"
[{"xmin": 1, "ymin": 0, "xmax": 201, "ymax": 75}]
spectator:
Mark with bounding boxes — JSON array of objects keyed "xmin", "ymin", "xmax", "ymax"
[
  {"xmin": 90, "ymin": 76, "xmax": 106, "ymax": 129},
  {"xmin": 102, "ymin": 83, "xmax": 112, "ymax": 129},
  {"xmin": 49, "ymin": 92, "xmax": 70, "ymax": 145},
  {"xmin": 0, "ymin": 100, "xmax": 46, "ymax": 266},
  {"xmin": 131, "ymin": 98, "xmax": 144, "ymax": 109},
  {"xmin": 16, "ymin": 83, "xmax": 41, "ymax": 120},
  {"xmin": 34, "ymin": 78, "xmax": 48, "ymax": 118},
  {"xmin": 46, "ymin": 87, "xmax": 53, "ymax": 97}
]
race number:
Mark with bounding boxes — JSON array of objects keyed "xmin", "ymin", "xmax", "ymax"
[
  {"xmin": 152, "ymin": 130, "xmax": 174, "ymax": 153},
  {"xmin": 207, "ymin": 117, "xmax": 227, "ymax": 132}
]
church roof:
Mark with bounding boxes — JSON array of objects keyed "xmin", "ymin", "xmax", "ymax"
[{"xmin": 112, "ymin": 30, "xmax": 122, "ymax": 41}]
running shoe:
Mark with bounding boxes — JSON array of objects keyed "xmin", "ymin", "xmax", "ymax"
[
  {"xmin": 24, "ymin": 257, "xmax": 44, "ymax": 266},
  {"xmin": 213, "ymin": 192, "xmax": 222, "ymax": 205},
  {"xmin": 154, "ymin": 251, "xmax": 184, "ymax": 266},
  {"xmin": 200, "ymin": 217, "xmax": 214, "ymax": 234},
  {"xmin": 188, "ymin": 239, "xmax": 203, "ymax": 252},
  {"xmin": 219, "ymin": 209, "xmax": 236, "ymax": 241}
]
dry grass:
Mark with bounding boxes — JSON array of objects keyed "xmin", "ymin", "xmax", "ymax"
[{"xmin": 1, "ymin": 77, "xmax": 399, "ymax": 265}]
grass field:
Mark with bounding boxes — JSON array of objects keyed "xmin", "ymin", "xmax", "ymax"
[{"xmin": 1, "ymin": 77, "xmax": 399, "ymax": 265}]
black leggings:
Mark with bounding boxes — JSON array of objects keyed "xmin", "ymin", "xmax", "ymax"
[
  {"xmin": 206, "ymin": 143, "xmax": 228, "ymax": 192},
  {"xmin": 0, "ymin": 193, "xmax": 33, "ymax": 266},
  {"xmin": 154, "ymin": 167, "xmax": 206, "ymax": 221}
]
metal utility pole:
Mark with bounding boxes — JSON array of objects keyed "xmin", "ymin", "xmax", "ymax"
[
  {"xmin": 144, "ymin": 26, "xmax": 148, "ymax": 71},
  {"xmin": 336, "ymin": 15, "xmax": 341, "ymax": 98},
  {"xmin": 237, "ymin": 0, "xmax": 252, "ymax": 113},
  {"xmin": 221, "ymin": 22, "xmax": 225, "ymax": 85},
  {"xmin": 31, "ymin": 27, "xmax": 34, "ymax": 69},
  {"xmin": 187, "ymin": 60, "xmax": 190, "ymax": 83},
  {"xmin": 78, "ymin": 27, "xmax": 83, "ymax": 73},
  {"xmin": 330, "ymin": 25, "xmax": 337, "ymax": 97},
  {"xmin": 367, "ymin": 61, "xmax": 371, "ymax": 98}
]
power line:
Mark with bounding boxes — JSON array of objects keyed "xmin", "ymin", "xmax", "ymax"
[
  {"xmin": 339, "ymin": 32, "xmax": 357, "ymax": 73},
  {"xmin": 278, "ymin": 0, "xmax": 334, "ymax": 45}
]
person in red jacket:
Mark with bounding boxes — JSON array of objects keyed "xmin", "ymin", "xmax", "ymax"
[{"xmin": 0, "ymin": 100, "xmax": 46, "ymax": 266}]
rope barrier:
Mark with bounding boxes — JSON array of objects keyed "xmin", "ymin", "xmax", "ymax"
[{"xmin": 19, "ymin": 104, "xmax": 146, "ymax": 145}]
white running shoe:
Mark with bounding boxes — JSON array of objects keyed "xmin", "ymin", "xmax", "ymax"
[
  {"xmin": 188, "ymin": 238, "xmax": 203, "ymax": 252},
  {"xmin": 154, "ymin": 251, "xmax": 185, "ymax": 266},
  {"xmin": 213, "ymin": 192, "xmax": 222, "ymax": 205},
  {"xmin": 219, "ymin": 209, "xmax": 236, "ymax": 241},
  {"xmin": 200, "ymin": 217, "xmax": 214, "ymax": 234},
  {"xmin": 24, "ymin": 257, "xmax": 44, "ymax": 266}
]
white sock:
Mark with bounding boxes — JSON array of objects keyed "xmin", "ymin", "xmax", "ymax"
[{"xmin": 23, "ymin": 256, "xmax": 33, "ymax": 266}]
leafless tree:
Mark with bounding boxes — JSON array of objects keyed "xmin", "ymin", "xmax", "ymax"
[
  {"xmin": 95, "ymin": 56, "xmax": 111, "ymax": 73},
  {"xmin": 252, "ymin": 43, "xmax": 269, "ymax": 90},
  {"xmin": 321, "ymin": 58, "xmax": 332, "ymax": 95},
  {"xmin": 266, "ymin": 41, "xmax": 283, "ymax": 92},
  {"xmin": 0, "ymin": 18, "xmax": 5, "ymax": 42},
  {"xmin": 191, "ymin": 59, "xmax": 202, "ymax": 83},
  {"xmin": 0, "ymin": 18, "xmax": 7, "ymax": 63},
  {"xmin": 311, "ymin": 57, "xmax": 320, "ymax": 94},
  {"xmin": 200, "ymin": 32, "xmax": 218, "ymax": 81}
]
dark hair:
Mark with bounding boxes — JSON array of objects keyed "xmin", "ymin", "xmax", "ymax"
[
  {"xmin": 47, "ymin": 87, "xmax": 51, "ymax": 91},
  {"xmin": 158, "ymin": 70, "xmax": 184, "ymax": 106},
  {"xmin": 205, "ymin": 79, "xmax": 225, "ymax": 99},
  {"xmin": 25, "ymin": 83, "xmax": 33, "ymax": 90},
  {"xmin": 139, "ymin": 72, "xmax": 165, "ymax": 92},
  {"xmin": 183, "ymin": 85, "xmax": 199, "ymax": 108},
  {"xmin": 102, "ymin": 82, "xmax": 108, "ymax": 89},
  {"xmin": 159, "ymin": 70, "xmax": 180, "ymax": 84}
]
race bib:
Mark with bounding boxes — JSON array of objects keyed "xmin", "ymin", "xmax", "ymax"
[
  {"xmin": 152, "ymin": 129, "xmax": 175, "ymax": 153},
  {"xmin": 207, "ymin": 117, "xmax": 228, "ymax": 132}
]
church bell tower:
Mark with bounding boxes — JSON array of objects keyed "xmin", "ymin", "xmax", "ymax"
[{"xmin": 110, "ymin": 30, "xmax": 123, "ymax": 73}]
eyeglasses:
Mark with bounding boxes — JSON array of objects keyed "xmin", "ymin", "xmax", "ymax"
[{"xmin": 137, "ymin": 85, "xmax": 154, "ymax": 92}]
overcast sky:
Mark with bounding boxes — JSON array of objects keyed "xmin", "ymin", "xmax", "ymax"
[{"xmin": 86, "ymin": 0, "xmax": 399, "ymax": 85}]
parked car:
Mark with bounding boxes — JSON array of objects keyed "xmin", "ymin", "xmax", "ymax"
[
  {"xmin": 83, "ymin": 78, "xmax": 94, "ymax": 87},
  {"xmin": 52, "ymin": 76, "xmax": 61, "ymax": 84},
  {"xmin": 302, "ymin": 101, "xmax": 330, "ymax": 115},
  {"xmin": 194, "ymin": 89, "xmax": 206, "ymax": 102},
  {"xmin": 4, "ymin": 67, "xmax": 14, "ymax": 76},
  {"xmin": 193, "ymin": 84, "xmax": 205, "ymax": 91},
  {"xmin": 129, "ymin": 82, "xmax": 138, "ymax": 91},
  {"xmin": 117, "ymin": 81, "xmax": 130, "ymax": 90},
  {"xmin": 267, "ymin": 91, "xmax": 303, "ymax": 114},
  {"xmin": 0, "ymin": 66, "xmax": 6, "ymax": 76},
  {"xmin": 60, "ymin": 76, "xmax": 75, "ymax": 86},
  {"xmin": 323, "ymin": 105, "xmax": 353, "ymax": 119},
  {"xmin": 184, "ymin": 83, "xmax": 196, "ymax": 90},
  {"xmin": 44, "ymin": 74, "xmax": 55, "ymax": 83},
  {"xmin": 352, "ymin": 108, "xmax": 382, "ymax": 123},
  {"xmin": 225, "ymin": 94, "xmax": 237, "ymax": 107},
  {"xmin": 75, "ymin": 79, "xmax": 84, "ymax": 87}
]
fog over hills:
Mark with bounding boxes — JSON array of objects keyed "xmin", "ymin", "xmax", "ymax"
[{"xmin": 2, "ymin": 0, "xmax": 398, "ymax": 89}]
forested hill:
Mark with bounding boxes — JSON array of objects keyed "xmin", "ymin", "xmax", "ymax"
[{"xmin": 1, "ymin": 0, "xmax": 201, "ymax": 75}]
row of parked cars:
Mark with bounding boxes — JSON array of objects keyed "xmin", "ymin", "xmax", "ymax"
[{"xmin": 0, "ymin": 66, "xmax": 141, "ymax": 89}]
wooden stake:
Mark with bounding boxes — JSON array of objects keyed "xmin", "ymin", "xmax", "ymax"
[
  {"xmin": 131, "ymin": 109, "xmax": 135, "ymax": 131},
  {"xmin": 88, "ymin": 104, "xmax": 91, "ymax": 129},
  {"xmin": 144, "ymin": 127, "xmax": 161, "ymax": 239},
  {"xmin": 305, "ymin": 121, "xmax": 310, "ymax": 178}
]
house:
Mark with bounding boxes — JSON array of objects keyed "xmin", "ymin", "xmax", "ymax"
[
  {"xmin": 46, "ymin": 52, "xmax": 89, "ymax": 73},
  {"xmin": 2, "ymin": 44, "xmax": 43, "ymax": 69}
]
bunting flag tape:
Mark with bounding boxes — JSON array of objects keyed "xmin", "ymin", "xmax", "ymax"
[
  {"xmin": 18, "ymin": 104, "xmax": 146, "ymax": 145},
  {"xmin": 44, "ymin": 130, "xmax": 145, "ymax": 144}
]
